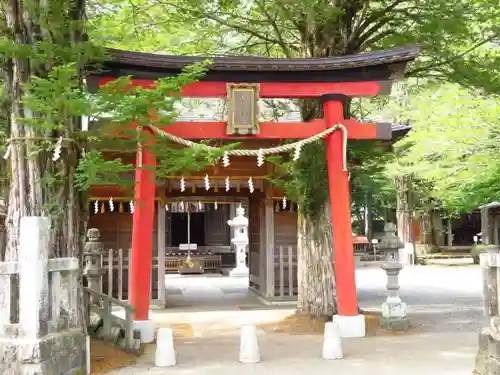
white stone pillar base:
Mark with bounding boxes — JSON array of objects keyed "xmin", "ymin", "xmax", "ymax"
[
  {"xmin": 322, "ymin": 321, "xmax": 343, "ymax": 360},
  {"xmin": 133, "ymin": 319, "xmax": 155, "ymax": 343},
  {"xmin": 334, "ymin": 314, "xmax": 366, "ymax": 338},
  {"xmin": 155, "ymin": 328, "xmax": 176, "ymax": 367},
  {"xmin": 239, "ymin": 325, "xmax": 260, "ymax": 363}
]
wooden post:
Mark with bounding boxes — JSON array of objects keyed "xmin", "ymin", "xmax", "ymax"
[
  {"xmin": 157, "ymin": 200, "xmax": 166, "ymax": 306},
  {"xmin": 107, "ymin": 249, "xmax": 113, "ymax": 298},
  {"xmin": 229, "ymin": 203, "xmax": 237, "ymax": 251},
  {"xmin": 322, "ymin": 95, "xmax": 358, "ymax": 317},
  {"xmin": 264, "ymin": 199, "xmax": 275, "ymax": 298},
  {"xmin": 279, "ymin": 246, "xmax": 285, "ymax": 297},
  {"xmin": 259, "ymin": 198, "xmax": 266, "ymax": 292},
  {"xmin": 19, "ymin": 216, "xmax": 50, "ymax": 338},
  {"xmin": 447, "ymin": 218, "xmax": 453, "ymax": 247},
  {"xmin": 494, "ymin": 216, "xmax": 500, "ymax": 245},
  {"xmin": 287, "ymin": 246, "xmax": 294, "ymax": 297},
  {"xmin": 481, "ymin": 207, "xmax": 491, "ymax": 245},
  {"xmin": 118, "ymin": 249, "xmax": 123, "ymax": 300},
  {"xmin": 129, "ymin": 144, "xmax": 156, "ymax": 321}
]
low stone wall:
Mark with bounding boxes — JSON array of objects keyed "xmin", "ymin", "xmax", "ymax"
[
  {"xmin": 473, "ymin": 247, "xmax": 500, "ymax": 375},
  {"xmin": 0, "ymin": 217, "xmax": 86, "ymax": 375},
  {"xmin": 0, "ymin": 329, "xmax": 86, "ymax": 374}
]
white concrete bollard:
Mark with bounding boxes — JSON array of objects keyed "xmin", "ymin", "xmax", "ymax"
[
  {"xmin": 239, "ymin": 325, "xmax": 260, "ymax": 363},
  {"xmin": 154, "ymin": 328, "xmax": 176, "ymax": 367},
  {"xmin": 322, "ymin": 321, "xmax": 343, "ymax": 360}
]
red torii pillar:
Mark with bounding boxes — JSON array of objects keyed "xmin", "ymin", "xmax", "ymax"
[
  {"xmin": 128, "ymin": 140, "xmax": 156, "ymax": 343},
  {"xmin": 322, "ymin": 94, "xmax": 365, "ymax": 338}
]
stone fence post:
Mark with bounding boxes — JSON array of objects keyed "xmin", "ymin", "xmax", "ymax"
[
  {"xmin": 474, "ymin": 245, "xmax": 500, "ymax": 375},
  {"xmin": 19, "ymin": 217, "xmax": 50, "ymax": 339},
  {"xmin": 0, "ymin": 216, "xmax": 86, "ymax": 375}
]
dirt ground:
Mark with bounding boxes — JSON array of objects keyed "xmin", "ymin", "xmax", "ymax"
[
  {"xmin": 258, "ymin": 311, "xmax": 420, "ymax": 337},
  {"xmin": 90, "ymin": 340, "xmax": 139, "ymax": 375}
]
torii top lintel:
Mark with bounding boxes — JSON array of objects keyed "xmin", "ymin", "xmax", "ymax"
[
  {"xmin": 90, "ymin": 46, "xmax": 420, "ymax": 141},
  {"xmin": 90, "ymin": 46, "xmax": 420, "ymax": 98}
]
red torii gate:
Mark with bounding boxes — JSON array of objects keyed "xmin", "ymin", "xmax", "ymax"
[{"xmin": 91, "ymin": 45, "xmax": 419, "ymax": 340}]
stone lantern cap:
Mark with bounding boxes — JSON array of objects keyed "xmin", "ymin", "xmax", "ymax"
[
  {"xmin": 85, "ymin": 228, "xmax": 105, "ymax": 254},
  {"xmin": 378, "ymin": 222, "xmax": 404, "ymax": 252},
  {"xmin": 228, "ymin": 206, "xmax": 249, "ymax": 227}
]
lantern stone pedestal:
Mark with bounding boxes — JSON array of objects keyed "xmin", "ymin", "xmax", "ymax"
[
  {"xmin": 227, "ymin": 206, "xmax": 250, "ymax": 278},
  {"xmin": 84, "ymin": 228, "xmax": 106, "ymax": 305},
  {"xmin": 378, "ymin": 223, "xmax": 409, "ymax": 331}
]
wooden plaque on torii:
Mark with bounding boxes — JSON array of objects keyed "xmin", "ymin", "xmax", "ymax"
[{"xmin": 226, "ymin": 83, "xmax": 260, "ymax": 135}]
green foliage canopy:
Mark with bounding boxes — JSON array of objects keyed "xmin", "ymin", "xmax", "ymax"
[{"xmin": 390, "ymin": 83, "xmax": 500, "ymax": 214}]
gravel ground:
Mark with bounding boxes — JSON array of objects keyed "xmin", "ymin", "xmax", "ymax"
[
  {"xmin": 161, "ymin": 264, "xmax": 484, "ymax": 333},
  {"xmin": 356, "ymin": 264, "xmax": 483, "ymax": 333}
]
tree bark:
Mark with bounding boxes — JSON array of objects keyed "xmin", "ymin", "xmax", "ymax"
[
  {"xmin": 3, "ymin": 0, "xmax": 87, "ymax": 261},
  {"xmin": 395, "ymin": 175, "xmax": 413, "ymax": 245},
  {"xmin": 296, "ymin": 203, "xmax": 337, "ymax": 316}
]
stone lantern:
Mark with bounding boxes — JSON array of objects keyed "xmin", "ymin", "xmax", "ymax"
[
  {"xmin": 378, "ymin": 222, "xmax": 409, "ymax": 331},
  {"xmin": 84, "ymin": 228, "xmax": 106, "ymax": 303},
  {"xmin": 227, "ymin": 205, "xmax": 249, "ymax": 277}
]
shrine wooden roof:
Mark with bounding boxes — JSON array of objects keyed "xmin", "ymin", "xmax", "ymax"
[{"xmin": 92, "ymin": 46, "xmax": 420, "ymax": 83}]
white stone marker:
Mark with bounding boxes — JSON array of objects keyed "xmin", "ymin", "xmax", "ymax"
[
  {"xmin": 322, "ymin": 321, "xmax": 343, "ymax": 360},
  {"xmin": 239, "ymin": 324, "xmax": 260, "ymax": 363},
  {"xmin": 155, "ymin": 328, "xmax": 176, "ymax": 367}
]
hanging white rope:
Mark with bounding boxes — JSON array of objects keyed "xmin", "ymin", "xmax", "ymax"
[
  {"xmin": 293, "ymin": 143, "xmax": 302, "ymax": 161},
  {"xmin": 222, "ymin": 151, "xmax": 230, "ymax": 167},
  {"xmin": 257, "ymin": 148, "xmax": 264, "ymax": 166},
  {"xmin": 248, "ymin": 177, "xmax": 254, "ymax": 193},
  {"xmin": 204, "ymin": 174, "xmax": 210, "ymax": 190},
  {"xmin": 52, "ymin": 136, "xmax": 63, "ymax": 161},
  {"xmin": 3, "ymin": 145, "xmax": 11, "ymax": 160},
  {"xmin": 144, "ymin": 123, "xmax": 348, "ymax": 171}
]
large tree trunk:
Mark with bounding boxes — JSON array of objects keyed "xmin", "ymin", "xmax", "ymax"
[
  {"xmin": 395, "ymin": 175, "xmax": 413, "ymax": 245},
  {"xmin": 3, "ymin": 0, "xmax": 87, "ymax": 261},
  {"xmin": 296, "ymin": 203, "xmax": 337, "ymax": 316},
  {"xmin": 294, "ymin": 102, "xmax": 339, "ymax": 317}
]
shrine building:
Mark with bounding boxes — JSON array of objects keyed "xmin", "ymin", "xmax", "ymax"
[{"xmin": 86, "ymin": 46, "xmax": 420, "ymax": 339}]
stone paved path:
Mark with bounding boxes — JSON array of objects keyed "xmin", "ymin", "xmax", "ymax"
[
  {"xmin": 108, "ymin": 332, "xmax": 477, "ymax": 375},
  {"xmin": 107, "ymin": 264, "xmax": 483, "ymax": 374}
]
